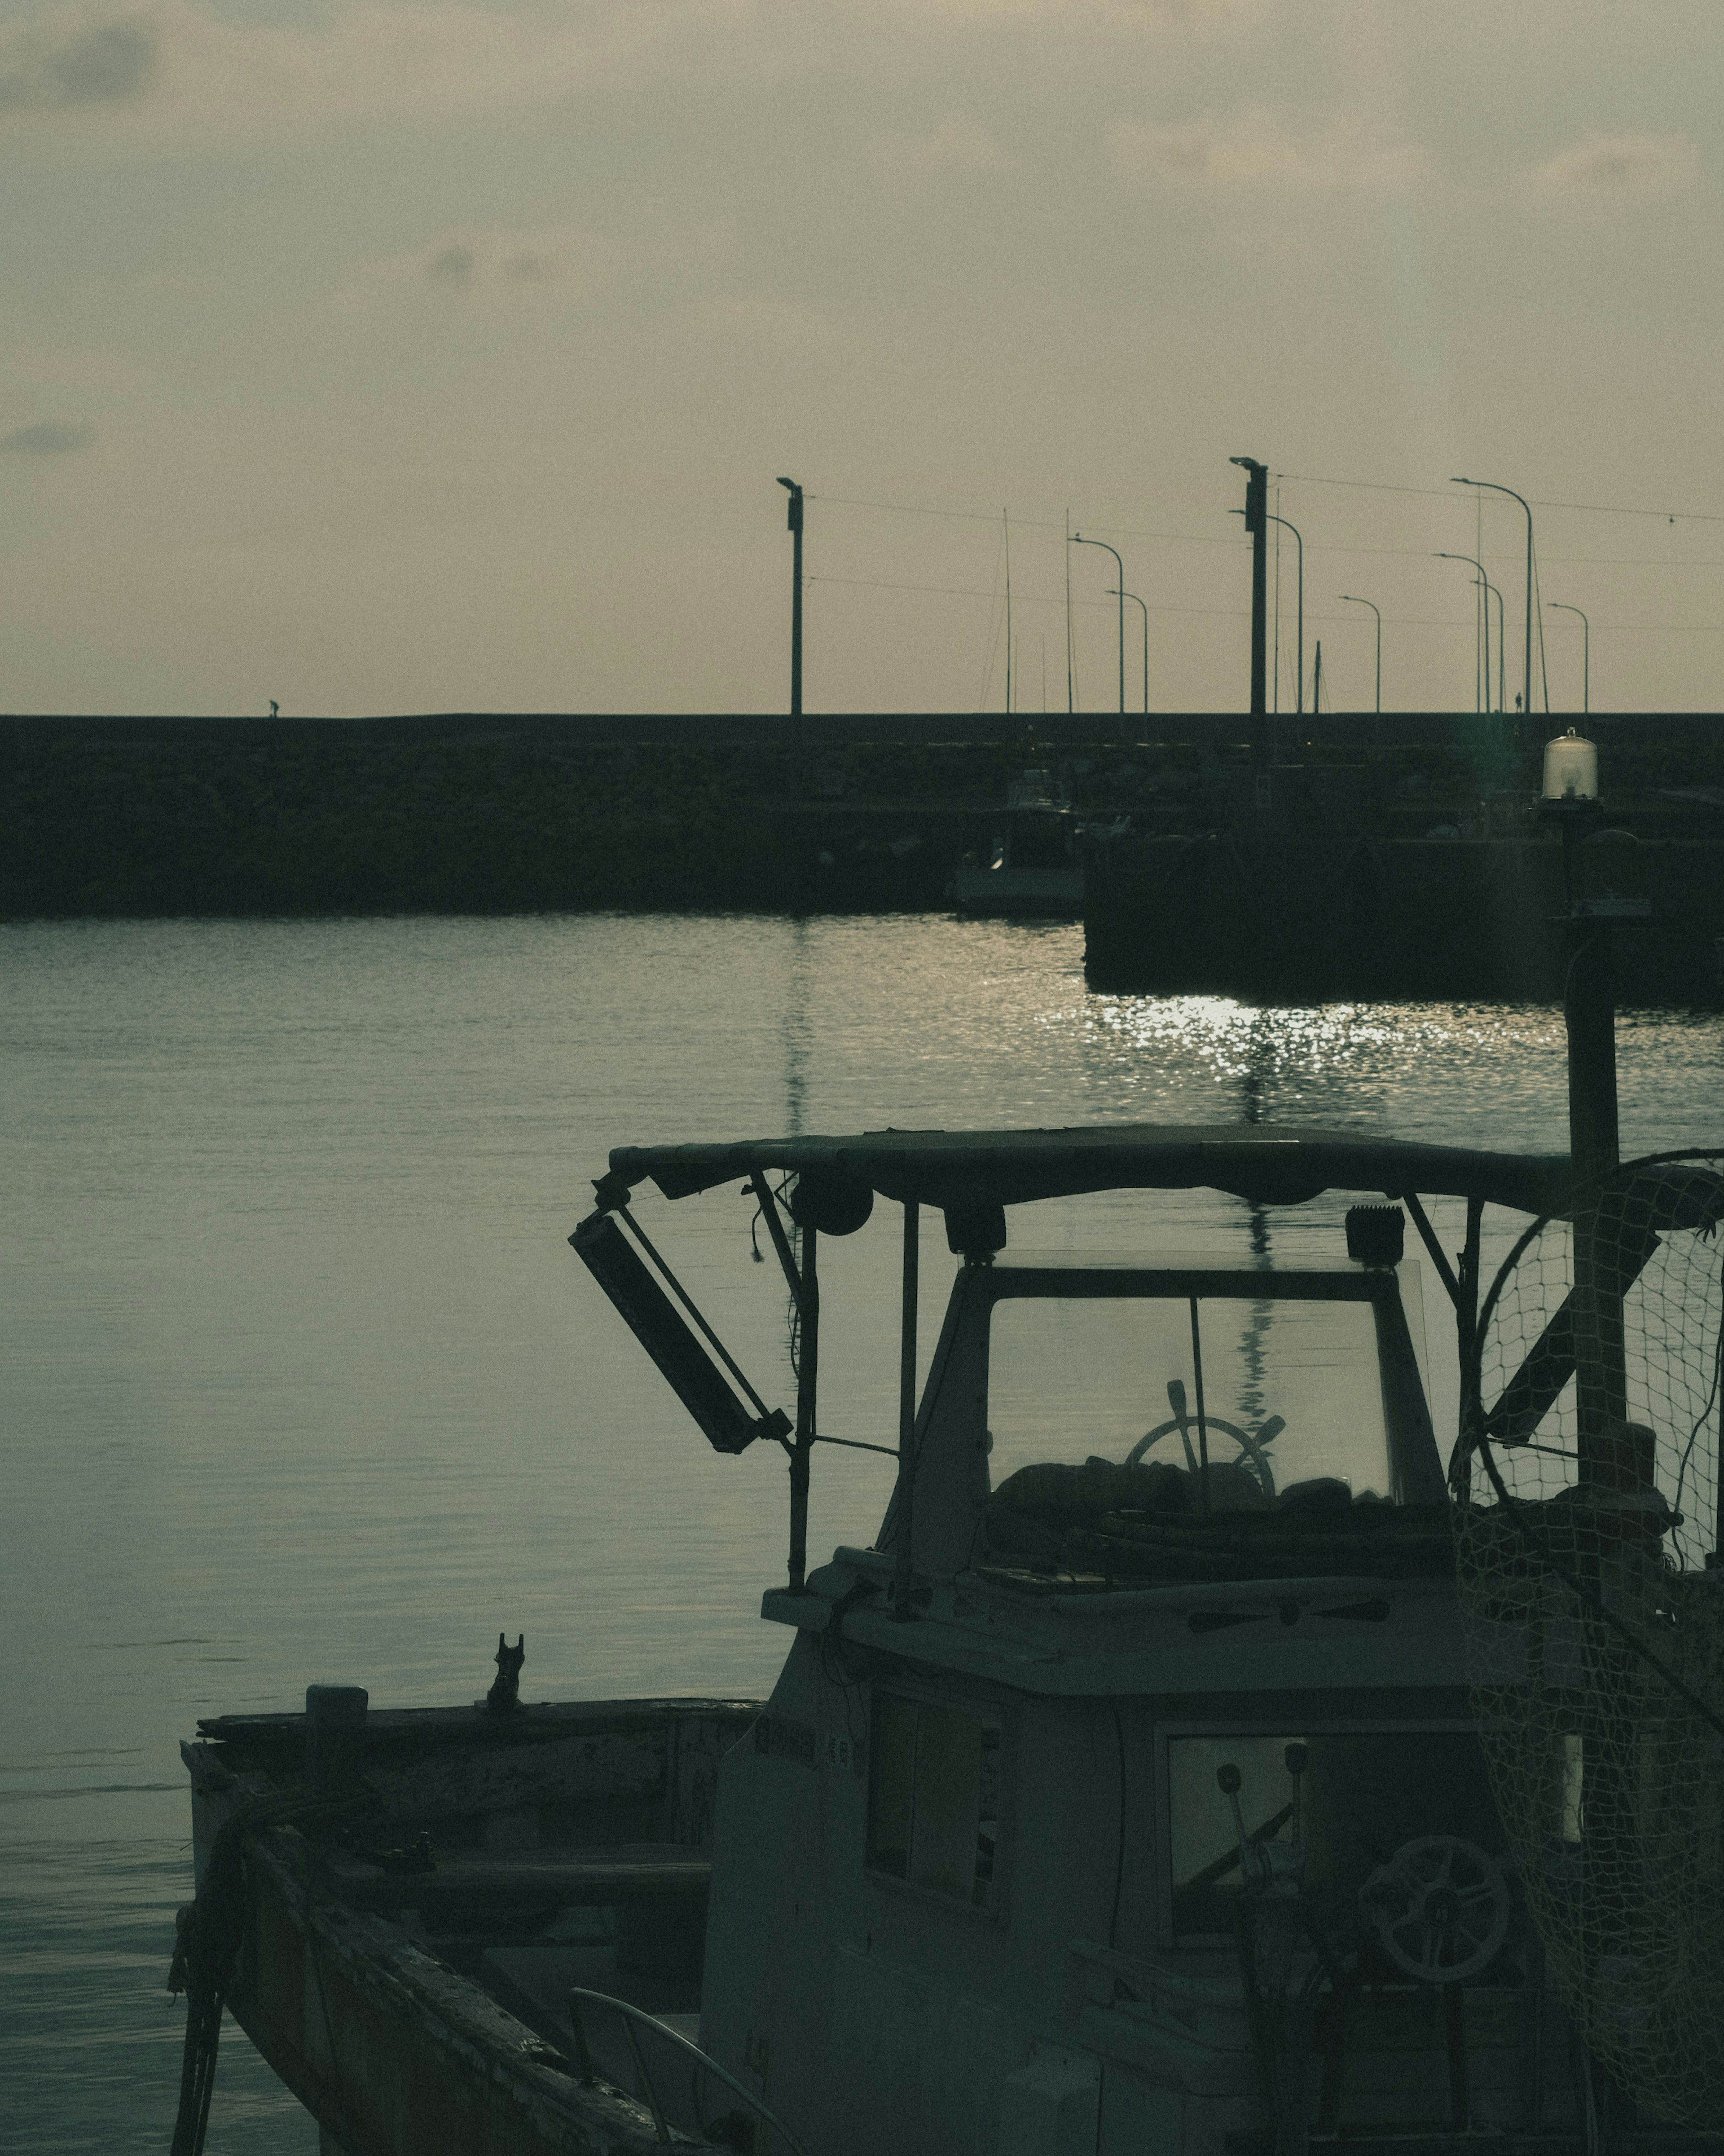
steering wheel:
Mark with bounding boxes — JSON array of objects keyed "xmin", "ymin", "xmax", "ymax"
[
  {"xmin": 1126, "ymin": 1380, "xmax": 1284, "ymax": 1498},
  {"xmin": 1359, "ymin": 1836, "xmax": 1511, "ymax": 1984}
]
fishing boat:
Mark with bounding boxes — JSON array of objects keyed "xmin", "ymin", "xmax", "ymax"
[
  {"xmin": 175, "ymin": 748, "xmax": 1724, "ymax": 2152},
  {"xmin": 950, "ymin": 770, "xmax": 1084, "ymax": 916},
  {"xmin": 175, "ymin": 1111, "xmax": 1724, "ymax": 2156}
]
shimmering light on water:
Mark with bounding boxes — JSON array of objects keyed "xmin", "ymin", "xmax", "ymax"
[{"xmin": 2, "ymin": 914, "xmax": 1720, "ymax": 2150}]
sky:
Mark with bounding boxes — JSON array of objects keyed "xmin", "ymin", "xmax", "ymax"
[{"xmin": 1, "ymin": 0, "xmax": 1721, "ymax": 716}]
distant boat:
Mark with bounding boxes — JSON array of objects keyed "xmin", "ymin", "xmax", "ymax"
[{"xmin": 950, "ymin": 768, "xmax": 1084, "ymax": 917}]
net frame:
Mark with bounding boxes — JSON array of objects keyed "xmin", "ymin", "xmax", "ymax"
[{"xmin": 1453, "ymin": 1148, "xmax": 1724, "ymax": 2130}]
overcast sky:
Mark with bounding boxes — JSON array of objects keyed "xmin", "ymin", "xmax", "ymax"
[{"xmin": 1, "ymin": 0, "xmax": 1720, "ymax": 715}]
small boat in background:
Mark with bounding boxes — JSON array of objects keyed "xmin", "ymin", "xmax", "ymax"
[{"xmin": 950, "ymin": 770, "xmax": 1084, "ymax": 916}]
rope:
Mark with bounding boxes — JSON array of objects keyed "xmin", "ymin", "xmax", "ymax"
[{"xmin": 167, "ymin": 1788, "xmax": 364, "ymax": 2155}]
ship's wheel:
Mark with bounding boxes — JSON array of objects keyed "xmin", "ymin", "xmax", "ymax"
[{"xmin": 1359, "ymin": 1835, "xmax": 1510, "ymax": 1984}]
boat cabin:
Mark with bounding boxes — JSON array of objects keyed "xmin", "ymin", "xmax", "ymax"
[{"xmin": 574, "ymin": 1125, "xmax": 1620, "ymax": 2155}]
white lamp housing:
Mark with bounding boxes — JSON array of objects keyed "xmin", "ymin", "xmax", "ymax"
[{"xmin": 1543, "ymin": 727, "xmax": 1598, "ymax": 803}]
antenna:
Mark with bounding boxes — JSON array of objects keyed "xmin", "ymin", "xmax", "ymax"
[
  {"xmin": 1064, "ymin": 511, "xmax": 1074, "ymax": 715},
  {"xmin": 1004, "ymin": 511, "xmax": 1012, "ymax": 716}
]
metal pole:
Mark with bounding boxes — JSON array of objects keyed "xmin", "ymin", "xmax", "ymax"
[
  {"xmin": 1338, "ymin": 596, "xmax": 1380, "ymax": 714},
  {"xmin": 1435, "ymin": 554, "xmax": 1498, "ymax": 715},
  {"xmin": 1453, "ymin": 478, "xmax": 1534, "ymax": 730},
  {"xmin": 1231, "ymin": 458, "xmax": 1269, "ymax": 740},
  {"xmin": 1548, "ymin": 604, "xmax": 1590, "ymax": 714},
  {"xmin": 787, "ymin": 1223, "xmax": 818, "ymax": 1592},
  {"xmin": 1073, "ymin": 534, "xmax": 1126, "ymax": 719},
  {"xmin": 777, "ymin": 477, "xmax": 804, "ymax": 731},
  {"xmin": 1264, "ymin": 514, "xmax": 1303, "ymax": 717},
  {"xmin": 1110, "ymin": 589, "xmax": 1149, "ymax": 717},
  {"xmin": 892, "ymin": 1201, "xmax": 919, "ymax": 1613}
]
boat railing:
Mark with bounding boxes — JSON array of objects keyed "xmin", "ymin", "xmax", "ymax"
[{"xmin": 567, "ymin": 1987, "xmax": 810, "ymax": 2155}]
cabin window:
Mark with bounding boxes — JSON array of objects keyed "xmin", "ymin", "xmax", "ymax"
[
  {"xmin": 987, "ymin": 1293, "xmax": 1394, "ymax": 1502},
  {"xmin": 866, "ymin": 1693, "xmax": 1001, "ymax": 1910},
  {"xmin": 1165, "ymin": 1729, "xmax": 1500, "ymax": 1944}
]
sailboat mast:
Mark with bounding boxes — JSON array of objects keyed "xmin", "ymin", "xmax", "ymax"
[
  {"xmin": 1064, "ymin": 511, "xmax": 1074, "ymax": 716},
  {"xmin": 1004, "ymin": 511, "xmax": 1012, "ymax": 716}
]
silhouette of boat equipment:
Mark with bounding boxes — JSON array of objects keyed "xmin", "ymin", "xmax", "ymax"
[{"xmin": 179, "ymin": 1122, "xmax": 1724, "ymax": 2154}]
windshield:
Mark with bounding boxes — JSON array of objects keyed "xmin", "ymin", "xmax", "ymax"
[{"xmin": 986, "ymin": 1291, "xmax": 1392, "ymax": 1502}]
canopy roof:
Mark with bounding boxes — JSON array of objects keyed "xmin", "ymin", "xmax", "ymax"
[{"xmin": 607, "ymin": 1124, "xmax": 1573, "ymax": 1217}]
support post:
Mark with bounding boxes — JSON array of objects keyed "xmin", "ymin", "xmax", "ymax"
[
  {"xmin": 777, "ymin": 476, "xmax": 805, "ymax": 763},
  {"xmin": 892, "ymin": 1201, "xmax": 919, "ymax": 1614},
  {"xmin": 1566, "ymin": 921, "xmax": 1627, "ymax": 1468},
  {"xmin": 787, "ymin": 1224, "xmax": 818, "ymax": 1592},
  {"xmin": 1232, "ymin": 457, "xmax": 1269, "ymax": 757}
]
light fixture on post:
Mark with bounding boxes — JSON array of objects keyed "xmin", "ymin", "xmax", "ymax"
[
  {"xmin": 1072, "ymin": 533, "xmax": 1126, "ymax": 720},
  {"xmin": 1337, "ymin": 595, "xmax": 1381, "ymax": 719},
  {"xmin": 1547, "ymin": 603, "xmax": 1589, "ymax": 714},
  {"xmin": 1109, "ymin": 587, "xmax": 1149, "ymax": 718},
  {"xmin": 1452, "ymin": 477, "xmax": 1535, "ymax": 735}
]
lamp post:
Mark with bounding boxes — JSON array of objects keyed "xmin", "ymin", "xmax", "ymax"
[
  {"xmin": 777, "ymin": 477, "xmax": 804, "ymax": 724},
  {"xmin": 1452, "ymin": 477, "xmax": 1535, "ymax": 728},
  {"xmin": 1435, "ymin": 552, "xmax": 1499, "ymax": 712},
  {"xmin": 1548, "ymin": 603, "xmax": 1589, "ymax": 714},
  {"xmin": 1337, "ymin": 595, "xmax": 1381, "ymax": 714},
  {"xmin": 1266, "ymin": 513, "xmax": 1304, "ymax": 716},
  {"xmin": 1072, "ymin": 533, "xmax": 1126, "ymax": 718},
  {"xmin": 1109, "ymin": 588, "xmax": 1149, "ymax": 717},
  {"xmin": 1229, "ymin": 508, "xmax": 1303, "ymax": 714}
]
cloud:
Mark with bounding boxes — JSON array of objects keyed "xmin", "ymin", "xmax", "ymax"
[
  {"xmin": 0, "ymin": 13, "xmax": 154, "ymax": 110},
  {"xmin": 1531, "ymin": 133, "xmax": 1698, "ymax": 203},
  {"xmin": 910, "ymin": 0, "xmax": 1252, "ymax": 26},
  {"xmin": 871, "ymin": 113, "xmax": 1009, "ymax": 174},
  {"xmin": 0, "ymin": 0, "xmax": 738, "ymax": 143},
  {"xmin": 1108, "ymin": 108, "xmax": 1420, "ymax": 195},
  {"xmin": 426, "ymin": 244, "xmax": 476, "ymax": 288},
  {"xmin": 412, "ymin": 230, "xmax": 581, "ymax": 295},
  {"xmin": 0, "ymin": 420, "xmax": 94, "ymax": 454}
]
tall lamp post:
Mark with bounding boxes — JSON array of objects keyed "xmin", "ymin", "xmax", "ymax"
[
  {"xmin": 1453, "ymin": 476, "xmax": 1535, "ymax": 727},
  {"xmin": 1337, "ymin": 595, "xmax": 1381, "ymax": 714},
  {"xmin": 1548, "ymin": 603, "xmax": 1589, "ymax": 714},
  {"xmin": 777, "ymin": 477, "xmax": 804, "ymax": 723},
  {"xmin": 1230, "ymin": 507, "xmax": 1304, "ymax": 714},
  {"xmin": 1435, "ymin": 552, "xmax": 1500, "ymax": 712},
  {"xmin": 1109, "ymin": 588, "xmax": 1149, "ymax": 717},
  {"xmin": 1267, "ymin": 513, "xmax": 1304, "ymax": 716},
  {"xmin": 1072, "ymin": 533, "xmax": 1126, "ymax": 718}
]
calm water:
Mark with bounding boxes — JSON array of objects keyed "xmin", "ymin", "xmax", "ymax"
[{"xmin": 4, "ymin": 913, "xmax": 1720, "ymax": 2151}]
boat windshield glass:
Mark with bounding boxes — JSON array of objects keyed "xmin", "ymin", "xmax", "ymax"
[{"xmin": 986, "ymin": 1292, "xmax": 1392, "ymax": 1502}]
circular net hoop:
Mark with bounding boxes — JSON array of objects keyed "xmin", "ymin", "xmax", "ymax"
[{"xmin": 1454, "ymin": 1150, "xmax": 1724, "ymax": 2128}]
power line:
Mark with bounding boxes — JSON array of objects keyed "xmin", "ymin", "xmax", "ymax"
[
  {"xmin": 1278, "ymin": 470, "xmax": 1724, "ymax": 525},
  {"xmin": 809, "ymin": 490, "xmax": 1724, "ymax": 563},
  {"xmin": 808, "ymin": 573, "xmax": 1724, "ymax": 633}
]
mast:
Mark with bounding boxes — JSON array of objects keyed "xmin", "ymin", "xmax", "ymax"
[
  {"xmin": 1064, "ymin": 511, "xmax": 1074, "ymax": 715},
  {"xmin": 1004, "ymin": 511, "xmax": 1012, "ymax": 716}
]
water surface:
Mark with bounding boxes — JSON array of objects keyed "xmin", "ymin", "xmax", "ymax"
[{"xmin": 4, "ymin": 914, "xmax": 1719, "ymax": 2149}]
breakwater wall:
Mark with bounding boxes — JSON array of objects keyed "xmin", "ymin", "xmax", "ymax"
[
  {"xmin": 4, "ymin": 714, "xmax": 1721, "ymax": 962},
  {"xmin": 1083, "ymin": 830, "xmax": 1724, "ymax": 1003}
]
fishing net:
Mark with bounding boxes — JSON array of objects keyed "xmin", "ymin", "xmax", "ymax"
[{"xmin": 1453, "ymin": 1149, "xmax": 1724, "ymax": 2129}]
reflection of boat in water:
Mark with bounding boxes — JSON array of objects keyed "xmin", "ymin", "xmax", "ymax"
[
  {"xmin": 174, "ymin": 1091, "xmax": 1724, "ymax": 2152},
  {"xmin": 950, "ymin": 769, "xmax": 1084, "ymax": 916}
]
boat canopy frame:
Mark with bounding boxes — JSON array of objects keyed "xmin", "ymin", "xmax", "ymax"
[{"xmin": 578, "ymin": 1123, "xmax": 1594, "ymax": 1599}]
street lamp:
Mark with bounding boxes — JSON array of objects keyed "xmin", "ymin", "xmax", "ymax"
[
  {"xmin": 1230, "ymin": 507, "xmax": 1304, "ymax": 714},
  {"xmin": 1452, "ymin": 477, "xmax": 1535, "ymax": 725},
  {"xmin": 776, "ymin": 477, "xmax": 804, "ymax": 722},
  {"xmin": 1072, "ymin": 533, "xmax": 1126, "ymax": 718},
  {"xmin": 1108, "ymin": 588, "xmax": 1149, "ymax": 717},
  {"xmin": 1434, "ymin": 553, "xmax": 1501, "ymax": 713},
  {"xmin": 1337, "ymin": 595, "xmax": 1381, "ymax": 714},
  {"xmin": 1547, "ymin": 603, "xmax": 1589, "ymax": 714}
]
